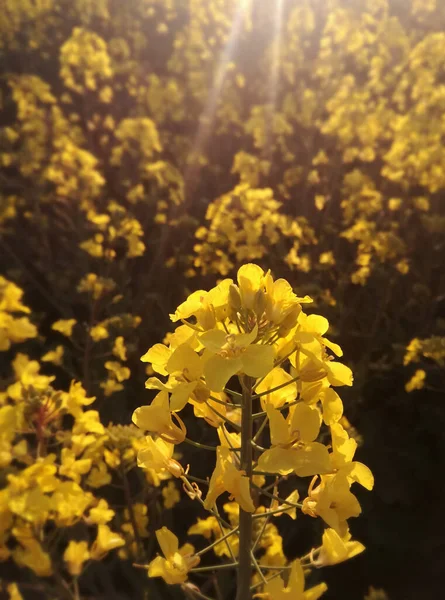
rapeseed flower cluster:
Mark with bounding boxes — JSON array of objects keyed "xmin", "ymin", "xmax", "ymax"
[{"xmin": 134, "ymin": 264, "xmax": 373, "ymax": 598}]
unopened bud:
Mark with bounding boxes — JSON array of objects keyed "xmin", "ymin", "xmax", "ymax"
[
  {"xmin": 168, "ymin": 458, "xmax": 184, "ymax": 478},
  {"xmin": 228, "ymin": 284, "xmax": 242, "ymax": 312},
  {"xmin": 253, "ymin": 289, "xmax": 266, "ymax": 318},
  {"xmin": 278, "ymin": 305, "xmax": 302, "ymax": 336}
]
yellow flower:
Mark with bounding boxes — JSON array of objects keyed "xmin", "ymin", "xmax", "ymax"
[
  {"xmin": 148, "ymin": 527, "xmax": 199, "ymax": 585},
  {"xmin": 405, "ymin": 369, "xmax": 426, "ymax": 392},
  {"xmin": 59, "ymin": 448, "xmax": 92, "ymax": 483},
  {"xmin": 132, "ymin": 391, "xmax": 186, "ymax": 444},
  {"xmin": 13, "ymin": 532, "xmax": 52, "ymax": 577},
  {"xmin": 314, "ymin": 528, "xmax": 365, "ymax": 566},
  {"xmin": 237, "ymin": 263, "xmax": 265, "ymax": 310},
  {"xmin": 137, "ymin": 435, "xmax": 184, "ymax": 478},
  {"xmin": 264, "ymin": 270, "xmax": 312, "ymax": 325},
  {"xmin": 51, "ymin": 481, "xmax": 93, "ymax": 526},
  {"xmin": 302, "ymin": 473, "xmax": 364, "ymax": 536},
  {"xmin": 112, "ymin": 336, "xmax": 127, "ymax": 361},
  {"xmin": 101, "ymin": 378, "xmax": 124, "ymax": 396},
  {"xmin": 204, "ymin": 446, "xmax": 255, "ymax": 512},
  {"xmin": 41, "ymin": 345, "xmax": 64, "ymax": 366},
  {"xmin": 91, "ymin": 524, "xmax": 125, "ymax": 560},
  {"xmin": 7, "ymin": 583, "xmax": 23, "ymax": 600},
  {"xmin": 255, "ymin": 367, "xmax": 298, "ymax": 410},
  {"xmin": 105, "ymin": 361, "xmax": 131, "ymax": 382},
  {"xmin": 162, "ymin": 481, "xmax": 180, "ymax": 509},
  {"xmin": 90, "ymin": 324, "xmax": 109, "ymax": 341},
  {"xmin": 170, "ymin": 279, "xmax": 232, "ymax": 329},
  {"xmin": 257, "ymin": 404, "xmax": 330, "ymax": 477},
  {"xmin": 141, "ymin": 343, "xmax": 171, "ymax": 375},
  {"xmin": 258, "ymin": 559, "xmax": 327, "ymax": 600},
  {"xmin": 86, "ymin": 499, "xmax": 115, "ymax": 525},
  {"xmin": 200, "ymin": 325, "xmax": 275, "ymax": 392},
  {"xmin": 145, "ymin": 343, "xmax": 207, "ymax": 411},
  {"xmin": 64, "ymin": 540, "xmax": 90, "ymax": 575},
  {"xmin": 320, "ymin": 388, "xmax": 343, "ymax": 425},
  {"xmin": 51, "ymin": 319, "xmax": 77, "ymax": 337}
]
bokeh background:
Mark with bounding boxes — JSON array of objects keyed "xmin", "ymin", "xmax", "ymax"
[{"xmin": 1, "ymin": 0, "xmax": 444, "ymax": 598}]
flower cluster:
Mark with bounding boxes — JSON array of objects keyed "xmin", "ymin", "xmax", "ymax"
[{"xmin": 134, "ymin": 264, "xmax": 373, "ymax": 598}]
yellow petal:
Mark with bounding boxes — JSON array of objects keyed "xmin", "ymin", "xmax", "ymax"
[
  {"xmin": 167, "ymin": 344, "xmax": 202, "ymax": 380},
  {"xmin": 141, "ymin": 343, "xmax": 170, "ymax": 375},
  {"xmin": 290, "ymin": 403, "xmax": 321, "ymax": 442},
  {"xmin": 204, "ymin": 354, "xmax": 242, "ymax": 392},
  {"xmin": 156, "ymin": 527, "xmax": 178, "ymax": 558},
  {"xmin": 291, "ymin": 443, "xmax": 332, "ymax": 477},
  {"xmin": 321, "ymin": 388, "xmax": 343, "ymax": 425},
  {"xmin": 200, "ymin": 329, "xmax": 227, "ymax": 352},
  {"xmin": 305, "ymin": 314, "xmax": 329, "ymax": 335},
  {"xmin": 242, "ymin": 344, "xmax": 275, "ymax": 378},
  {"xmin": 256, "ymin": 367, "xmax": 298, "ymax": 410},
  {"xmin": 267, "ymin": 405, "xmax": 290, "ymax": 446},
  {"xmin": 341, "ymin": 462, "xmax": 374, "ymax": 490},
  {"xmin": 327, "ymin": 362, "xmax": 353, "ymax": 387}
]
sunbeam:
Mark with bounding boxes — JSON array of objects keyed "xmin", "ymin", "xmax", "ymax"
[{"xmin": 183, "ymin": 0, "xmax": 252, "ymax": 197}]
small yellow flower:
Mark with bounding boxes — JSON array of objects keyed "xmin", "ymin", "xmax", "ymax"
[
  {"xmin": 314, "ymin": 528, "xmax": 365, "ymax": 566},
  {"xmin": 204, "ymin": 446, "xmax": 255, "ymax": 512},
  {"xmin": 86, "ymin": 499, "xmax": 115, "ymax": 525},
  {"xmin": 137, "ymin": 436, "xmax": 184, "ymax": 478},
  {"xmin": 258, "ymin": 559, "xmax": 327, "ymax": 599},
  {"xmin": 104, "ymin": 361, "xmax": 131, "ymax": 382},
  {"xmin": 257, "ymin": 404, "xmax": 331, "ymax": 477},
  {"xmin": 112, "ymin": 336, "xmax": 127, "ymax": 361},
  {"xmin": 148, "ymin": 527, "xmax": 199, "ymax": 585},
  {"xmin": 132, "ymin": 391, "xmax": 186, "ymax": 444},
  {"xmin": 64, "ymin": 540, "xmax": 90, "ymax": 575},
  {"xmin": 162, "ymin": 481, "xmax": 180, "ymax": 509},
  {"xmin": 405, "ymin": 369, "xmax": 426, "ymax": 392},
  {"xmin": 52, "ymin": 319, "xmax": 77, "ymax": 337},
  {"xmin": 200, "ymin": 325, "xmax": 275, "ymax": 392},
  {"xmin": 41, "ymin": 345, "xmax": 64, "ymax": 366},
  {"xmin": 90, "ymin": 524, "xmax": 125, "ymax": 560}
]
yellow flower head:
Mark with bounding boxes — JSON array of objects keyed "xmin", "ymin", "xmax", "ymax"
[
  {"xmin": 204, "ymin": 446, "xmax": 255, "ymax": 513},
  {"xmin": 132, "ymin": 391, "xmax": 186, "ymax": 444},
  {"xmin": 259, "ymin": 559, "xmax": 327, "ymax": 600},
  {"xmin": 64, "ymin": 540, "xmax": 90, "ymax": 575},
  {"xmin": 148, "ymin": 527, "xmax": 199, "ymax": 585}
]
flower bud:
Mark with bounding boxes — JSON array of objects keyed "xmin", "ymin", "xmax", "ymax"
[
  {"xmin": 278, "ymin": 305, "xmax": 302, "ymax": 336},
  {"xmin": 253, "ymin": 289, "xmax": 266, "ymax": 318},
  {"xmin": 228, "ymin": 284, "xmax": 242, "ymax": 312}
]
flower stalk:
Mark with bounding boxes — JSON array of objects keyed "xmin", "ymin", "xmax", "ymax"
[{"xmin": 236, "ymin": 376, "xmax": 253, "ymax": 600}]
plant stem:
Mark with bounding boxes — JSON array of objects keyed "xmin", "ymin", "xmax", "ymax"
[
  {"xmin": 195, "ymin": 526, "xmax": 239, "ymax": 557},
  {"xmin": 121, "ymin": 465, "xmax": 144, "ymax": 560},
  {"xmin": 236, "ymin": 376, "xmax": 253, "ymax": 600}
]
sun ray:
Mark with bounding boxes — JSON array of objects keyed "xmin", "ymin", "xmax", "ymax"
[{"xmin": 184, "ymin": 0, "xmax": 252, "ymax": 197}]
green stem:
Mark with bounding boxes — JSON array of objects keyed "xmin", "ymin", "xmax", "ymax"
[
  {"xmin": 236, "ymin": 376, "xmax": 253, "ymax": 600},
  {"xmin": 191, "ymin": 563, "xmax": 239, "ymax": 573},
  {"xmin": 184, "ymin": 437, "xmax": 217, "ymax": 451},
  {"xmin": 195, "ymin": 526, "xmax": 239, "ymax": 557},
  {"xmin": 121, "ymin": 465, "xmax": 144, "ymax": 560}
]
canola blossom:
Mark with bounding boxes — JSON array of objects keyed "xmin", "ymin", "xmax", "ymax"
[{"xmin": 134, "ymin": 264, "xmax": 373, "ymax": 600}]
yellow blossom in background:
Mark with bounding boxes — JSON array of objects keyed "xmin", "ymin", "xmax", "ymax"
[
  {"xmin": 90, "ymin": 524, "xmax": 125, "ymax": 560},
  {"xmin": 405, "ymin": 369, "xmax": 426, "ymax": 392},
  {"xmin": 162, "ymin": 481, "xmax": 180, "ymax": 509},
  {"xmin": 64, "ymin": 540, "xmax": 90, "ymax": 575},
  {"xmin": 41, "ymin": 345, "xmax": 64, "ymax": 366},
  {"xmin": 51, "ymin": 319, "xmax": 77, "ymax": 337}
]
